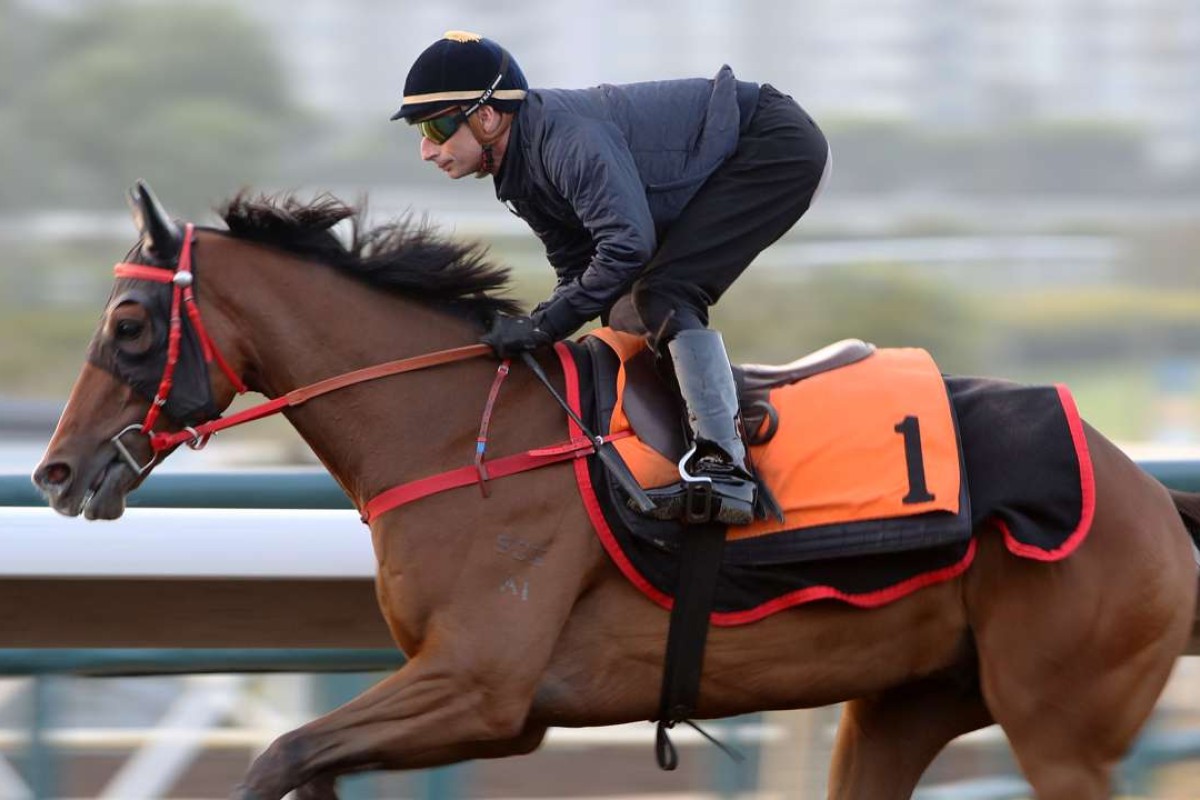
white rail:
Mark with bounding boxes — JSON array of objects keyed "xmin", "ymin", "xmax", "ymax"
[{"xmin": 1, "ymin": 507, "xmax": 372, "ymax": 578}]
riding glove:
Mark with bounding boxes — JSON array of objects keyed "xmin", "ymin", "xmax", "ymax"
[{"xmin": 481, "ymin": 314, "xmax": 553, "ymax": 358}]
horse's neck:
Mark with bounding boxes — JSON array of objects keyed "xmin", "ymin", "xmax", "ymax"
[{"xmin": 214, "ymin": 248, "xmax": 534, "ymax": 510}]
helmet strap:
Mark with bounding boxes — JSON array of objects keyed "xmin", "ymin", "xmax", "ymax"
[
  {"xmin": 460, "ymin": 47, "xmax": 517, "ymax": 177},
  {"xmin": 467, "ymin": 113, "xmax": 513, "ymax": 177},
  {"xmin": 477, "ymin": 145, "xmax": 496, "ymax": 178}
]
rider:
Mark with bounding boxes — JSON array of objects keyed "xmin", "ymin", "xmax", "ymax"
[{"xmin": 392, "ymin": 31, "xmax": 830, "ymax": 525}]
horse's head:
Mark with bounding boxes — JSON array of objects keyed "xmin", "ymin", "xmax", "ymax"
[{"xmin": 32, "ymin": 181, "xmax": 246, "ymax": 519}]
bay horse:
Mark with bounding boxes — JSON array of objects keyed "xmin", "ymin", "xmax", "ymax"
[{"xmin": 32, "ymin": 183, "xmax": 1200, "ymax": 800}]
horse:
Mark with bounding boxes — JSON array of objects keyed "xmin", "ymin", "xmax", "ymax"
[{"xmin": 32, "ymin": 182, "xmax": 1200, "ymax": 800}]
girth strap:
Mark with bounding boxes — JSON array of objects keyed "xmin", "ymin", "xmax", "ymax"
[{"xmin": 654, "ymin": 522, "xmax": 728, "ymax": 770}]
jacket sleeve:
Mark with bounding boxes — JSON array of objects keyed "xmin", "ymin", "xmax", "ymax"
[
  {"xmin": 523, "ymin": 211, "xmax": 594, "ymax": 278},
  {"xmin": 530, "ymin": 115, "xmax": 656, "ymax": 340}
]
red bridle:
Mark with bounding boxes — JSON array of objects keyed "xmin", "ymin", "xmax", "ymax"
[
  {"xmin": 106, "ymin": 224, "xmax": 629, "ymax": 522},
  {"xmin": 109, "ymin": 224, "xmax": 493, "ymax": 470},
  {"xmin": 113, "ymin": 224, "xmax": 248, "ymax": 437}
]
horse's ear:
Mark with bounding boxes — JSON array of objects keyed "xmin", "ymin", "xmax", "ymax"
[{"xmin": 127, "ymin": 179, "xmax": 182, "ymax": 263}]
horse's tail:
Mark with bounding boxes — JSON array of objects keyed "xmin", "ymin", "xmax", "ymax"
[{"xmin": 1169, "ymin": 489, "xmax": 1200, "ymax": 547}]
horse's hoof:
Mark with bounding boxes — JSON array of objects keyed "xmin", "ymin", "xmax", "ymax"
[
  {"xmin": 293, "ymin": 776, "xmax": 340, "ymax": 800},
  {"xmin": 292, "ymin": 777, "xmax": 340, "ymax": 800}
]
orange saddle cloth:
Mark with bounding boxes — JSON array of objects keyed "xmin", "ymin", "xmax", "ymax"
[
  {"xmin": 587, "ymin": 328, "xmax": 965, "ymax": 543},
  {"xmin": 556, "ymin": 330, "xmax": 1091, "ymax": 626}
]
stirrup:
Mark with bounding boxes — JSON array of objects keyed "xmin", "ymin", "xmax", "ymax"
[
  {"xmin": 630, "ymin": 481, "xmax": 775, "ymax": 525},
  {"xmin": 678, "ymin": 446, "xmax": 713, "ymax": 524},
  {"xmin": 678, "ymin": 446, "xmax": 756, "ymax": 525}
]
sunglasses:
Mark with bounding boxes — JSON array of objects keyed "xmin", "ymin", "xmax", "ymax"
[{"xmin": 417, "ymin": 110, "xmax": 467, "ymax": 145}]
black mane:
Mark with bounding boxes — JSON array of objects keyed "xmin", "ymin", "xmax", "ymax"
[{"xmin": 215, "ymin": 192, "xmax": 522, "ymax": 320}]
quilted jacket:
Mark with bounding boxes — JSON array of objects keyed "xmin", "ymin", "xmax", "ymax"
[{"xmin": 493, "ymin": 66, "xmax": 759, "ymax": 339}]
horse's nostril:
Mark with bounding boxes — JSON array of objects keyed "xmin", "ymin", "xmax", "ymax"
[{"xmin": 38, "ymin": 462, "xmax": 73, "ymax": 488}]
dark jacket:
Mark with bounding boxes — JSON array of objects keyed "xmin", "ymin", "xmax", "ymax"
[{"xmin": 493, "ymin": 66, "xmax": 759, "ymax": 339}]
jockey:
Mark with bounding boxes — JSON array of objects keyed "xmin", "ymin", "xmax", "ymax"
[{"xmin": 392, "ymin": 31, "xmax": 830, "ymax": 525}]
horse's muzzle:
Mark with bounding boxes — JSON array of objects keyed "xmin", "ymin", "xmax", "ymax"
[{"xmin": 33, "ymin": 441, "xmax": 143, "ymax": 519}]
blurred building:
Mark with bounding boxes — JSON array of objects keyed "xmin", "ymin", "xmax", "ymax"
[{"xmin": 228, "ymin": 0, "xmax": 1200, "ymax": 167}]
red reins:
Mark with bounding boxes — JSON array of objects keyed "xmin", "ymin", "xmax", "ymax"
[
  {"xmin": 113, "ymin": 227, "xmax": 492, "ymax": 452},
  {"xmin": 144, "ymin": 341, "xmax": 493, "ymax": 453},
  {"xmin": 111, "ymin": 227, "xmax": 629, "ymax": 523}
]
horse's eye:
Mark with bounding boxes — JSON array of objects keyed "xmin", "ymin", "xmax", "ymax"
[{"xmin": 115, "ymin": 319, "xmax": 144, "ymax": 340}]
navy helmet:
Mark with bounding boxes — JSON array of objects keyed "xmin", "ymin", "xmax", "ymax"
[{"xmin": 391, "ymin": 31, "xmax": 528, "ymax": 123}]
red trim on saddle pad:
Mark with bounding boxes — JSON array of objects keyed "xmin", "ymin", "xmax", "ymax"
[
  {"xmin": 714, "ymin": 540, "xmax": 977, "ymax": 625},
  {"xmin": 556, "ymin": 343, "xmax": 675, "ymax": 607},
  {"xmin": 554, "ymin": 342, "xmax": 978, "ymax": 627},
  {"xmin": 996, "ymin": 384, "xmax": 1096, "ymax": 561}
]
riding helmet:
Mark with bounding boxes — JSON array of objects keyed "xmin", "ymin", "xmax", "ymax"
[{"xmin": 391, "ymin": 31, "xmax": 528, "ymax": 122}]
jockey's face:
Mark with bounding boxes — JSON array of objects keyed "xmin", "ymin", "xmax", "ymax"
[
  {"xmin": 419, "ymin": 105, "xmax": 509, "ymax": 179},
  {"xmin": 419, "ymin": 107, "xmax": 484, "ymax": 179}
]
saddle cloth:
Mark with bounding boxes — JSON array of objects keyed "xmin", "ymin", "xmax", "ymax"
[
  {"xmin": 586, "ymin": 328, "xmax": 972, "ymax": 555},
  {"xmin": 554, "ymin": 331, "xmax": 1094, "ymax": 626}
]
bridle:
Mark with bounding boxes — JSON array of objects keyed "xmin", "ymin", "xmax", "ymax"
[
  {"xmin": 103, "ymin": 223, "xmax": 628, "ymax": 523},
  {"xmin": 107, "ymin": 223, "xmax": 491, "ymax": 476},
  {"xmin": 109, "ymin": 223, "xmax": 248, "ymax": 472}
]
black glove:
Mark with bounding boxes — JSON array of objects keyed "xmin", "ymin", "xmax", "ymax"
[{"xmin": 481, "ymin": 314, "xmax": 552, "ymax": 358}]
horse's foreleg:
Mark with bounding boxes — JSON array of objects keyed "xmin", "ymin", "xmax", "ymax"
[
  {"xmin": 291, "ymin": 774, "xmax": 337, "ymax": 800},
  {"xmin": 287, "ymin": 724, "xmax": 548, "ymax": 800},
  {"xmin": 827, "ymin": 670, "xmax": 992, "ymax": 800},
  {"xmin": 231, "ymin": 657, "xmax": 552, "ymax": 800},
  {"xmin": 232, "ymin": 503, "xmax": 596, "ymax": 800}
]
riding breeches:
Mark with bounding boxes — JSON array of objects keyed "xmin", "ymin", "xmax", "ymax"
[{"xmin": 619, "ymin": 84, "xmax": 830, "ymax": 344}]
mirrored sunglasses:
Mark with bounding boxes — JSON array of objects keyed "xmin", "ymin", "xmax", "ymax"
[{"xmin": 417, "ymin": 110, "xmax": 467, "ymax": 145}]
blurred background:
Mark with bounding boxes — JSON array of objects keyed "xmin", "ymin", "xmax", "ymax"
[{"xmin": 2, "ymin": 0, "xmax": 1200, "ymax": 797}]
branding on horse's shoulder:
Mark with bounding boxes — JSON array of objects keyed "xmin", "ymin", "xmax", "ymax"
[
  {"xmin": 500, "ymin": 576, "xmax": 530, "ymax": 601},
  {"xmin": 495, "ymin": 534, "xmax": 549, "ymax": 565}
]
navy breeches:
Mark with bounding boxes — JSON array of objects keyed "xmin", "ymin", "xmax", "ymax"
[{"xmin": 617, "ymin": 84, "xmax": 829, "ymax": 344}]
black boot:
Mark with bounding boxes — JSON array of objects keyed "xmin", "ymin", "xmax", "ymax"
[{"xmin": 667, "ymin": 329, "xmax": 757, "ymax": 525}]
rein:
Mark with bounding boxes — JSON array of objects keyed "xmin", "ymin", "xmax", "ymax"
[{"xmin": 109, "ymin": 226, "xmax": 629, "ymax": 523}]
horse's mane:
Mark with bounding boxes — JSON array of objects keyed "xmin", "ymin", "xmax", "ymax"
[{"xmin": 215, "ymin": 192, "xmax": 522, "ymax": 320}]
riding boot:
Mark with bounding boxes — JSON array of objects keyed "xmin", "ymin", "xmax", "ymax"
[{"xmin": 666, "ymin": 329, "xmax": 758, "ymax": 525}]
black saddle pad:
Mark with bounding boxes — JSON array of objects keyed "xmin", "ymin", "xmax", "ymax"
[{"xmin": 559, "ymin": 339, "xmax": 1092, "ymax": 626}]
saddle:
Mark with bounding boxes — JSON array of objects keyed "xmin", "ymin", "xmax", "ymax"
[
  {"xmin": 605, "ymin": 329, "xmax": 877, "ymax": 463},
  {"xmin": 574, "ymin": 328, "xmax": 973, "ymax": 560}
]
